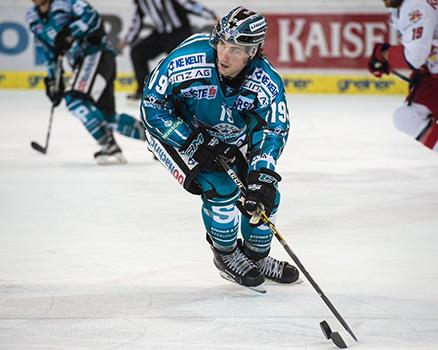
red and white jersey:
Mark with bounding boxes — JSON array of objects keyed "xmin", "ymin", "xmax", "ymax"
[{"xmin": 389, "ymin": 0, "xmax": 438, "ymax": 73}]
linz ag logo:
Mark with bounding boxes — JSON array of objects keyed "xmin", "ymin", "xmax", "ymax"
[
  {"xmin": 169, "ymin": 68, "xmax": 212, "ymax": 83},
  {"xmin": 181, "ymin": 85, "xmax": 217, "ymax": 99}
]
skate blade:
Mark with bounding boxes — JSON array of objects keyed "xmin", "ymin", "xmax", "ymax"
[
  {"xmin": 95, "ymin": 153, "xmax": 127, "ymax": 165},
  {"xmin": 218, "ymin": 271, "xmax": 266, "ymax": 294},
  {"xmin": 264, "ymin": 277, "xmax": 304, "ymax": 285}
]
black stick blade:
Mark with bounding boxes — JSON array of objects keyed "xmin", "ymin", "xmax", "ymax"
[
  {"xmin": 331, "ymin": 332, "xmax": 348, "ymax": 349},
  {"xmin": 30, "ymin": 141, "xmax": 47, "ymax": 154},
  {"xmin": 319, "ymin": 320, "xmax": 332, "ymax": 340}
]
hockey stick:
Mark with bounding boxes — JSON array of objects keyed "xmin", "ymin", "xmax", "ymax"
[
  {"xmin": 30, "ymin": 56, "xmax": 63, "ymax": 154},
  {"xmin": 217, "ymin": 156, "xmax": 358, "ymax": 343},
  {"xmin": 392, "ymin": 69, "xmax": 411, "ymax": 83}
]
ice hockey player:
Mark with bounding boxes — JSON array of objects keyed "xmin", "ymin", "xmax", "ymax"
[
  {"xmin": 368, "ymin": 0, "xmax": 438, "ymax": 152},
  {"xmin": 26, "ymin": 0, "xmax": 146, "ymax": 164},
  {"xmin": 141, "ymin": 7, "xmax": 299, "ymax": 291}
]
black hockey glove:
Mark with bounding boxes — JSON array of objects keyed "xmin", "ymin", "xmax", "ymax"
[
  {"xmin": 239, "ymin": 168, "xmax": 281, "ymax": 226},
  {"xmin": 54, "ymin": 26, "xmax": 73, "ymax": 56},
  {"xmin": 180, "ymin": 127, "xmax": 237, "ymax": 172},
  {"xmin": 368, "ymin": 43, "xmax": 390, "ymax": 78},
  {"xmin": 44, "ymin": 75, "xmax": 65, "ymax": 107}
]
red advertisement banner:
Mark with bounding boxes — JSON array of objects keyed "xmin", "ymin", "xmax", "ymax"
[{"xmin": 263, "ymin": 13, "xmax": 396, "ymax": 69}]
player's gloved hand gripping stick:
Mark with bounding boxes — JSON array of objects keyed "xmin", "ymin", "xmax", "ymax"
[
  {"xmin": 31, "ymin": 55, "xmax": 64, "ymax": 154},
  {"xmin": 216, "ymin": 156, "xmax": 358, "ymax": 348}
]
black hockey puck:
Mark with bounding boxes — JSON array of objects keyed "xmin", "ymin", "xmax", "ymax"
[
  {"xmin": 319, "ymin": 320, "xmax": 332, "ymax": 339},
  {"xmin": 319, "ymin": 320, "xmax": 348, "ymax": 349}
]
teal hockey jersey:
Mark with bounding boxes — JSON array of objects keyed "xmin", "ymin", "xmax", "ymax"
[
  {"xmin": 26, "ymin": 0, "xmax": 113, "ymax": 77},
  {"xmin": 141, "ymin": 34, "xmax": 290, "ymax": 172}
]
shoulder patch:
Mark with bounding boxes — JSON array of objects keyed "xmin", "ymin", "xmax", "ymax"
[{"xmin": 408, "ymin": 9, "xmax": 423, "ymax": 23}]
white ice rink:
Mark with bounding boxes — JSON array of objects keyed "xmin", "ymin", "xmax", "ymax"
[{"xmin": 0, "ymin": 90, "xmax": 437, "ymax": 350}]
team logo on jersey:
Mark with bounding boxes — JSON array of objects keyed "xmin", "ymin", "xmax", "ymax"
[
  {"xmin": 252, "ymin": 68, "xmax": 279, "ymax": 98},
  {"xmin": 409, "ymin": 9, "xmax": 423, "ymax": 23},
  {"xmin": 169, "ymin": 68, "xmax": 212, "ymax": 83},
  {"xmin": 168, "ymin": 53, "xmax": 207, "ymax": 73},
  {"xmin": 233, "ymin": 95, "xmax": 254, "ymax": 111},
  {"xmin": 181, "ymin": 85, "xmax": 217, "ymax": 99},
  {"xmin": 209, "ymin": 123, "xmax": 244, "ymax": 143}
]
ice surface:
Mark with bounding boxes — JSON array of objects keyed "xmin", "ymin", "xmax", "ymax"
[{"xmin": 0, "ymin": 90, "xmax": 437, "ymax": 349}]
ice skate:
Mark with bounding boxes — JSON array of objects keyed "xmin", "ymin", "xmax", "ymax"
[
  {"xmin": 254, "ymin": 255, "xmax": 301, "ymax": 284},
  {"xmin": 210, "ymin": 239, "xmax": 266, "ymax": 293},
  {"xmin": 241, "ymin": 240, "xmax": 300, "ymax": 284},
  {"xmin": 94, "ymin": 138, "xmax": 127, "ymax": 165}
]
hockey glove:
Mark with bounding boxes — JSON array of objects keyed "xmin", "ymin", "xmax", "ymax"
[
  {"xmin": 239, "ymin": 168, "xmax": 281, "ymax": 226},
  {"xmin": 368, "ymin": 43, "xmax": 390, "ymax": 78},
  {"xmin": 54, "ymin": 26, "xmax": 73, "ymax": 56},
  {"xmin": 180, "ymin": 127, "xmax": 237, "ymax": 172},
  {"xmin": 44, "ymin": 75, "xmax": 65, "ymax": 107}
]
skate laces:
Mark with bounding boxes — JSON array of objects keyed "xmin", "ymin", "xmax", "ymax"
[
  {"xmin": 222, "ymin": 249, "xmax": 255, "ymax": 276},
  {"xmin": 256, "ymin": 256, "xmax": 284, "ymax": 279}
]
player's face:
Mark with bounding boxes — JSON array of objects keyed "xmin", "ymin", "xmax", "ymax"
[{"xmin": 216, "ymin": 39, "xmax": 250, "ymax": 78}]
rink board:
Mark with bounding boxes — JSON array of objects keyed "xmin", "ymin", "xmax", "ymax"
[{"xmin": 0, "ymin": 71, "xmax": 408, "ymax": 94}]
